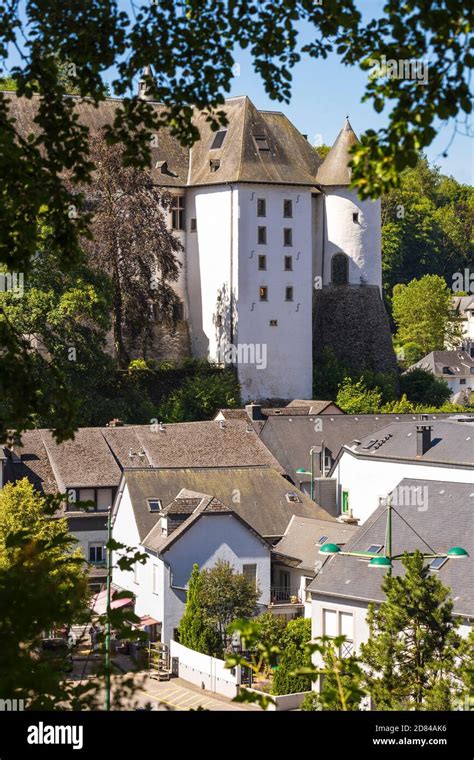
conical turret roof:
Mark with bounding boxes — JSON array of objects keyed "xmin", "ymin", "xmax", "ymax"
[{"xmin": 316, "ymin": 117, "xmax": 359, "ymax": 186}]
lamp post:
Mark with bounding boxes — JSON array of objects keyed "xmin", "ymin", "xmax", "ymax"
[
  {"xmin": 105, "ymin": 506, "xmax": 112, "ymax": 711},
  {"xmin": 296, "ymin": 446, "xmax": 319, "ymax": 501},
  {"xmin": 318, "ymin": 497, "xmax": 469, "ymax": 573}
]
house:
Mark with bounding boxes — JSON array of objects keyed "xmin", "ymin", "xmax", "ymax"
[
  {"xmin": 452, "ymin": 295, "xmax": 474, "ymax": 351},
  {"xmin": 111, "ymin": 466, "xmax": 335, "ymax": 643},
  {"xmin": 329, "ymin": 418, "xmax": 474, "ymax": 524},
  {"xmin": 270, "ymin": 515, "xmax": 359, "ymax": 619},
  {"xmin": 6, "ymin": 86, "xmax": 393, "ymax": 400},
  {"xmin": 308, "ymin": 479, "xmax": 474, "ymax": 666},
  {"xmin": 2, "ymin": 419, "xmax": 283, "ymax": 589},
  {"xmin": 407, "ymin": 349, "xmax": 474, "ymax": 403},
  {"xmin": 215, "ymin": 399, "xmax": 345, "ymax": 423}
]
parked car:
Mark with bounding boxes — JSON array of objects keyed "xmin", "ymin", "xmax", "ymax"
[{"xmin": 39, "ymin": 637, "xmax": 73, "ymax": 673}]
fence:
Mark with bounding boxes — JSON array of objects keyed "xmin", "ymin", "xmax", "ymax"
[{"xmin": 169, "ymin": 640, "xmax": 241, "ymax": 699}]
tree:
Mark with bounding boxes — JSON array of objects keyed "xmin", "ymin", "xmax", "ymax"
[
  {"xmin": 178, "ymin": 564, "xmax": 221, "ymax": 656},
  {"xmin": 400, "ymin": 368, "xmax": 452, "ymax": 407},
  {"xmin": 253, "ymin": 611, "xmax": 286, "ymax": 651},
  {"xmin": 392, "ymin": 275, "xmax": 464, "ymax": 357},
  {"xmin": 0, "ymin": 479, "xmax": 90, "ymax": 708},
  {"xmin": 82, "ymin": 132, "xmax": 182, "ymax": 368},
  {"xmin": 272, "ymin": 617, "xmax": 312, "ymax": 696},
  {"xmin": 336, "ymin": 377, "xmax": 383, "ymax": 414},
  {"xmin": 299, "ymin": 636, "xmax": 365, "ymax": 711},
  {"xmin": 1, "ymin": 1, "xmax": 472, "ymax": 440},
  {"xmin": 198, "ymin": 560, "xmax": 259, "ymax": 654},
  {"xmin": 360, "ymin": 551, "xmax": 463, "ymax": 710},
  {"xmin": 158, "ymin": 370, "xmax": 240, "ymax": 423}
]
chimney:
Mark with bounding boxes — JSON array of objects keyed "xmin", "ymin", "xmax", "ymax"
[
  {"xmin": 138, "ymin": 65, "xmax": 155, "ymax": 101},
  {"xmin": 245, "ymin": 402, "xmax": 263, "ymax": 421},
  {"xmin": 108, "ymin": 418, "xmax": 124, "ymax": 427},
  {"xmin": 416, "ymin": 425, "xmax": 433, "ymax": 456}
]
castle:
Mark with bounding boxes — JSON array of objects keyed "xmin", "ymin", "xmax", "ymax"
[{"xmin": 7, "ymin": 78, "xmax": 396, "ymax": 400}]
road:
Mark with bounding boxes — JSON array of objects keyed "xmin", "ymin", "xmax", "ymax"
[{"xmin": 134, "ymin": 675, "xmax": 258, "ymax": 711}]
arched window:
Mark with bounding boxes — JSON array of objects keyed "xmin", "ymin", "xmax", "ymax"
[{"xmin": 331, "ymin": 253, "xmax": 349, "ymax": 285}]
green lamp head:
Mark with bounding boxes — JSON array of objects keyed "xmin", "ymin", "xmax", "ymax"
[
  {"xmin": 447, "ymin": 546, "xmax": 469, "ymax": 559},
  {"xmin": 368, "ymin": 556, "xmax": 393, "ymax": 569},
  {"xmin": 318, "ymin": 543, "xmax": 341, "ymax": 556}
]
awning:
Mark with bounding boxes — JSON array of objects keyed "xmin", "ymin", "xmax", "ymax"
[
  {"xmin": 138, "ymin": 615, "xmax": 160, "ymax": 629},
  {"xmin": 91, "ymin": 584, "xmax": 134, "ymax": 616}
]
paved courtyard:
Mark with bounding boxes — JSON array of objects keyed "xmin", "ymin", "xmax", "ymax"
[{"xmin": 135, "ymin": 675, "xmax": 259, "ymax": 711}]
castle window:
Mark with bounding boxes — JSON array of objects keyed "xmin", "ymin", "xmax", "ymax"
[
  {"xmin": 210, "ymin": 130, "xmax": 227, "ymax": 149},
  {"xmin": 210, "ymin": 159, "xmax": 221, "ymax": 172},
  {"xmin": 259, "ymin": 286, "xmax": 268, "ymax": 301},
  {"xmin": 258, "ymin": 226, "xmax": 267, "ymax": 244},
  {"xmin": 258, "ymin": 255, "xmax": 266, "ymax": 270},
  {"xmin": 283, "ymin": 228, "xmax": 292, "ymax": 246},
  {"xmin": 171, "ymin": 196, "xmax": 185, "ymax": 230},
  {"xmin": 254, "ymin": 134, "xmax": 270, "ymax": 151},
  {"xmin": 270, "ymin": 319, "xmax": 278, "ymax": 326},
  {"xmin": 331, "ymin": 252, "xmax": 349, "ymax": 285},
  {"xmin": 190, "ymin": 218, "xmax": 197, "ymax": 232},
  {"xmin": 257, "ymin": 198, "xmax": 266, "ymax": 217},
  {"xmin": 284, "ymin": 255, "xmax": 292, "ymax": 271},
  {"xmin": 285, "ymin": 286, "xmax": 294, "ymax": 302},
  {"xmin": 283, "ymin": 199, "xmax": 293, "ymax": 218},
  {"xmin": 353, "ymin": 212, "xmax": 359, "ymax": 223}
]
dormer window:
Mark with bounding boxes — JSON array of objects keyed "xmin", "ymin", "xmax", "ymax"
[
  {"xmin": 210, "ymin": 130, "xmax": 227, "ymax": 149},
  {"xmin": 210, "ymin": 159, "xmax": 221, "ymax": 172},
  {"xmin": 254, "ymin": 134, "xmax": 270, "ymax": 151}
]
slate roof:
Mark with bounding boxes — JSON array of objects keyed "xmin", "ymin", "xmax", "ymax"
[
  {"xmin": 258, "ymin": 413, "xmax": 460, "ymax": 484},
  {"xmin": 5, "ymin": 91, "xmax": 325, "ymax": 188},
  {"xmin": 316, "ymin": 117, "xmax": 359, "ymax": 186},
  {"xmin": 5, "ymin": 420, "xmax": 283, "ymax": 496},
  {"xmin": 216, "ymin": 400, "xmax": 344, "ymax": 422},
  {"xmin": 308, "ymin": 479, "xmax": 474, "ymax": 618},
  {"xmin": 452, "ymin": 296, "xmax": 474, "ymax": 314},
  {"xmin": 347, "ymin": 419, "xmax": 474, "ymax": 468},
  {"xmin": 119, "ymin": 465, "xmax": 335, "ymax": 541},
  {"xmin": 408, "ymin": 350, "xmax": 474, "ymax": 377},
  {"xmin": 142, "ymin": 487, "xmax": 269, "ymax": 554},
  {"xmin": 273, "ymin": 515, "xmax": 359, "ymax": 572}
]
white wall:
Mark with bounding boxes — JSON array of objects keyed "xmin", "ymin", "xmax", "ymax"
[
  {"xmin": 334, "ymin": 450, "xmax": 474, "ymax": 524},
  {"xmin": 323, "ymin": 188, "xmax": 381, "ymax": 291},
  {"xmin": 236, "ymin": 185, "xmax": 313, "ymax": 400},
  {"xmin": 169, "ymin": 639, "xmax": 241, "ymax": 698}
]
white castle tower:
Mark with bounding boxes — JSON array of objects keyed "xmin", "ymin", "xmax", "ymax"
[{"xmin": 314, "ymin": 117, "xmax": 382, "ymax": 291}]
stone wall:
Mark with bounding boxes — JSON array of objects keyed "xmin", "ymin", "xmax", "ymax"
[{"xmin": 313, "ymin": 284, "xmax": 398, "ymax": 377}]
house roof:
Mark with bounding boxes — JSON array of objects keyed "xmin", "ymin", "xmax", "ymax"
[
  {"xmin": 346, "ymin": 419, "xmax": 474, "ymax": 468},
  {"xmin": 307, "ymin": 479, "xmax": 474, "ymax": 618},
  {"xmin": 315, "ymin": 117, "xmax": 359, "ymax": 186},
  {"xmin": 142, "ymin": 487, "xmax": 270, "ymax": 554},
  {"xmin": 273, "ymin": 515, "xmax": 359, "ymax": 573},
  {"xmin": 408, "ymin": 350, "xmax": 474, "ymax": 377},
  {"xmin": 452, "ymin": 296, "xmax": 474, "ymax": 314},
  {"xmin": 119, "ymin": 465, "xmax": 335, "ymax": 541},
  {"xmin": 258, "ymin": 413, "xmax": 459, "ymax": 484},
  {"xmin": 5, "ymin": 420, "xmax": 282, "ymax": 497},
  {"xmin": 216, "ymin": 400, "xmax": 344, "ymax": 422},
  {"xmin": 5, "ymin": 92, "xmax": 323, "ymax": 188}
]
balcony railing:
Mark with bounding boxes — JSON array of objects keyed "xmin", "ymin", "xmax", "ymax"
[{"xmin": 270, "ymin": 586, "xmax": 303, "ymax": 605}]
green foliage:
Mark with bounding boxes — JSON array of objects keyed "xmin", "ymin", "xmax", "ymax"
[
  {"xmin": 272, "ymin": 617, "xmax": 312, "ymax": 696},
  {"xmin": 313, "ymin": 346, "xmax": 348, "ymax": 400},
  {"xmin": 392, "ymin": 275, "xmax": 464, "ymax": 357},
  {"xmin": 336, "ymin": 377, "xmax": 383, "ymax": 414},
  {"xmin": 158, "ymin": 370, "xmax": 240, "ymax": 423},
  {"xmin": 299, "ymin": 636, "xmax": 366, "ymax": 711},
  {"xmin": 178, "ymin": 565, "xmax": 221, "ymax": 656},
  {"xmin": 400, "ymin": 368, "xmax": 452, "ymax": 407},
  {"xmin": 314, "ymin": 144, "xmax": 331, "ymax": 161},
  {"xmin": 360, "ymin": 551, "xmax": 463, "ymax": 710},
  {"xmin": 381, "ymin": 157, "xmax": 473, "ymax": 299},
  {"xmin": 253, "ymin": 612, "xmax": 286, "ymax": 651},
  {"xmin": 0, "ymin": 479, "xmax": 90, "ymax": 708}
]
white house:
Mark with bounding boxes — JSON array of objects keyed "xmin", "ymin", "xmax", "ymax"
[
  {"xmin": 329, "ymin": 419, "xmax": 474, "ymax": 524},
  {"xmin": 453, "ymin": 295, "xmax": 474, "ymax": 348},
  {"xmin": 308, "ymin": 479, "xmax": 474, "ymax": 674},
  {"xmin": 407, "ymin": 349, "xmax": 474, "ymax": 404},
  {"xmin": 112, "ymin": 479, "xmax": 271, "ymax": 645}
]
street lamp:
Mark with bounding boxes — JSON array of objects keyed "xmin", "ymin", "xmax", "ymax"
[
  {"xmin": 296, "ymin": 445, "xmax": 320, "ymax": 501},
  {"xmin": 318, "ymin": 497, "xmax": 469, "ymax": 575}
]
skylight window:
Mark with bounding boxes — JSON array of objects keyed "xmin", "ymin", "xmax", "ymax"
[
  {"xmin": 148, "ymin": 499, "xmax": 162, "ymax": 512},
  {"xmin": 367, "ymin": 544, "xmax": 383, "ymax": 554},
  {"xmin": 254, "ymin": 134, "xmax": 270, "ymax": 151},
  {"xmin": 430, "ymin": 556, "xmax": 447, "ymax": 571},
  {"xmin": 317, "ymin": 536, "xmax": 328, "ymax": 545},
  {"xmin": 210, "ymin": 130, "xmax": 227, "ymax": 149}
]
